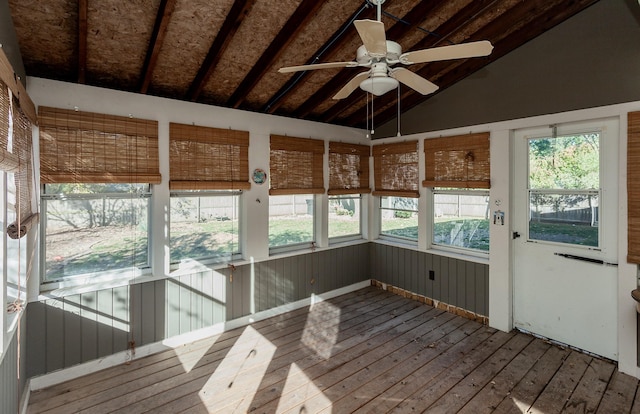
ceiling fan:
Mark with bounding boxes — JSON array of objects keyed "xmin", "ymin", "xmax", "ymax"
[{"xmin": 278, "ymin": 0, "xmax": 493, "ymax": 100}]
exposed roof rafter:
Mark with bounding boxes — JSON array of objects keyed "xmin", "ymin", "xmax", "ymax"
[
  {"xmin": 187, "ymin": 0, "xmax": 256, "ymax": 101},
  {"xmin": 77, "ymin": 0, "xmax": 88, "ymax": 84},
  {"xmin": 139, "ymin": 0, "xmax": 177, "ymax": 94}
]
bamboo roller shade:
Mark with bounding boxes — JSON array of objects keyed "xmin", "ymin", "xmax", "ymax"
[
  {"xmin": 372, "ymin": 140, "xmax": 419, "ymax": 198},
  {"xmin": 8, "ymin": 101, "xmax": 37, "ymax": 239},
  {"xmin": 38, "ymin": 107, "xmax": 161, "ymax": 184},
  {"xmin": 270, "ymin": 135, "xmax": 325, "ymax": 195},
  {"xmin": 423, "ymin": 132, "xmax": 490, "ymax": 189},
  {"xmin": 328, "ymin": 141, "xmax": 371, "ymax": 195},
  {"xmin": 0, "ymin": 46, "xmax": 36, "ymax": 124},
  {"xmin": 628, "ymin": 111, "xmax": 640, "ymax": 264},
  {"xmin": 0, "ymin": 80, "xmax": 19, "ymax": 172},
  {"xmin": 169, "ymin": 123, "xmax": 250, "ymax": 190}
]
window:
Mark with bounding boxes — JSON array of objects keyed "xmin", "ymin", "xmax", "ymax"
[
  {"xmin": 328, "ymin": 141, "xmax": 369, "ymax": 242},
  {"xmin": 169, "ymin": 123, "xmax": 249, "ymax": 264},
  {"xmin": 527, "ymin": 133, "xmax": 600, "ymax": 247},
  {"xmin": 42, "ymin": 184, "xmax": 150, "ymax": 282},
  {"xmin": 432, "ymin": 189, "xmax": 490, "ymax": 251},
  {"xmin": 373, "ymin": 141, "xmax": 419, "ymax": 242},
  {"xmin": 170, "ymin": 191, "xmax": 240, "ymax": 264},
  {"xmin": 328, "ymin": 194, "xmax": 361, "ymax": 240},
  {"xmin": 269, "ymin": 194, "xmax": 315, "ymax": 249},
  {"xmin": 269, "ymin": 135, "xmax": 324, "ymax": 252},
  {"xmin": 380, "ymin": 196, "xmax": 418, "ymax": 241},
  {"xmin": 424, "ymin": 133, "xmax": 490, "ymax": 254},
  {"xmin": 0, "ymin": 51, "xmax": 38, "ymax": 353},
  {"xmin": 39, "ymin": 107, "xmax": 160, "ymax": 285}
]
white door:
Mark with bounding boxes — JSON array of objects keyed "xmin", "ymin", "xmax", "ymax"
[{"xmin": 513, "ymin": 118, "xmax": 619, "ymax": 360}]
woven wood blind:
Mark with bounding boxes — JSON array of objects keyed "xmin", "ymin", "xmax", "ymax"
[
  {"xmin": 372, "ymin": 140, "xmax": 419, "ymax": 198},
  {"xmin": 0, "ymin": 80, "xmax": 18, "ymax": 172},
  {"xmin": 328, "ymin": 141, "xmax": 370, "ymax": 195},
  {"xmin": 38, "ymin": 107, "xmax": 161, "ymax": 184},
  {"xmin": 270, "ymin": 135, "xmax": 325, "ymax": 195},
  {"xmin": 8, "ymin": 100, "xmax": 37, "ymax": 239},
  {"xmin": 423, "ymin": 132, "xmax": 491, "ymax": 189},
  {"xmin": 169, "ymin": 123, "xmax": 250, "ymax": 190},
  {"xmin": 628, "ymin": 111, "xmax": 640, "ymax": 263}
]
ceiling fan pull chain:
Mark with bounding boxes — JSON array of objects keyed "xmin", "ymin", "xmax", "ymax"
[{"xmin": 397, "ymin": 83, "xmax": 401, "ymax": 137}]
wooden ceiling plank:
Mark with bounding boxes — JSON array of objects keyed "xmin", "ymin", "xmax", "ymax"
[
  {"xmin": 226, "ymin": 0, "xmax": 325, "ymax": 109},
  {"xmin": 297, "ymin": 0, "xmax": 448, "ymax": 120},
  {"xmin": 139, "ymin": 0, "xmax": 177, "ymax": 94},
  {"xmin": 346, "ymin": 0, "xmax": 600, "ymax": 128},
  {"xmin": 77, "ymin": 0, "xmax": 87, "ymax": 84},
  {"xmin": 187, "ymin": 0, "xmax": 256, "ymax": 101}
]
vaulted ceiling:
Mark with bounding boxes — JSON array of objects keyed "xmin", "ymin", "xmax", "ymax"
[{"xmin": 8, "ymin": 0, "xmax": 599, "ymax": 129}]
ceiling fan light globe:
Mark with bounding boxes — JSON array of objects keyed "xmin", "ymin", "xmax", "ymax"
[{"xmin": 360, "ymin": 77, "xmax": 398, "ymax": 96}]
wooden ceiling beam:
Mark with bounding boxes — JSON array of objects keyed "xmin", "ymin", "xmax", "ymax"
[
  {"xmin": 346, "ymin": 0, "xmax": 600, "ymax": 129},
  {"xmin": 226, "ymin": 0, "xmax": 324, "ymax": 109},
  {"xmin": 139, "ymin": 0, "xmax": 177, "ymax": 94},
  {"xmin": 187, "ymin": 0, "xmax": 256, "ymax": 101},
  {"xmin": 77, "ymin": 0, "xmax": 88, "ymax": 84},
  {"xmin": 293, "ymin": 0, "xmax": 447, "ymax": 120}
]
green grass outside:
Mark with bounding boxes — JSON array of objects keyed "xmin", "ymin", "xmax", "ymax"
[{"xmin": 47, "ymin": 216, "xmax": 596, "ymax": 280}]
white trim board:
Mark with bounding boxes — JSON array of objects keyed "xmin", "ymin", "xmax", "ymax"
[{"xmin": 28, "ymin": 280, "xmax": 372, "ymax": 391}]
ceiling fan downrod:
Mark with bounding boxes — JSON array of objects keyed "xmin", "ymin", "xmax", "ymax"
[{"xmin": 367, "ymin": 0, "xmax": 385, "ymax": 22}]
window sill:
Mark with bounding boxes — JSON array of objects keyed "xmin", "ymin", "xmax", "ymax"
[
  {"xmin": 38, "ymin": 269, "xmax": 153, "ymax": 300},
  {"xmin": 372, "ymin": 239, "xmax": 489, "ymax": 266}
]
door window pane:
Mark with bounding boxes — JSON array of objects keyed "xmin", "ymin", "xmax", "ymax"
[{"xmin": 527, "ymin": 133, "xmax": 600, "ymax": 247}]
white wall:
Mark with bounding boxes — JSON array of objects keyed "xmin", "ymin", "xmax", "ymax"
[
  {"xmin": 376, "ymin": 100, "xmax": 640, "ymax": 377},
  {"xmin": 26, "ymin": 76, "xmax": 368, "ymax": 285},
  {"xmin": 26, "ymin": 76, "xmax": 640, "ymax": 378}
]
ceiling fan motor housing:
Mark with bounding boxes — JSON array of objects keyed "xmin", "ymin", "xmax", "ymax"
[{"xmin": 356, "ymin": 40, "xmax": 402, "ymax": 65}]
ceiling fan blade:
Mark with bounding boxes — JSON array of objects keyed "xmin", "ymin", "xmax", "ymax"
[
  {"xmin": 390, "ymin": 68, "xmax": 438, "ymax": 95},
  {"xmin": 333, "ymin": 71, "xmax": 370, "ymax": 100},
  {"xmin": 354, "ymin": 19, "xmax": 387, "ymax": 57},
  {"xmin": 278, "ymin": 61, "xmax": 359, "ymax": 73},
  {"xmin": 400, "ymin": 40, "xmax": 493, "ymax": 64}
]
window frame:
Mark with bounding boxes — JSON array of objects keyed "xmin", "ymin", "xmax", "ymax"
[
  {"xmin": 40, "ymin": 184, "xmax": 153, "ymax": 289},
  {"xmin": 525, "ymin": 131, "xmax": 602, "ymax": 249},
  {"xmin": 169, "ymin": 189, "xmax": 243, "ymax": 267}
]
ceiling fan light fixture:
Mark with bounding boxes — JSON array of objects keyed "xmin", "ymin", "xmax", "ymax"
[{"xmin": 360, "ymin": 76, "xmax": 398, "ymax": 96}]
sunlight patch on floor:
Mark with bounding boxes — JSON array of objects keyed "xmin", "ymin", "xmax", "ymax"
[
  {"xmin": 276, "ymin": 362, "xmax": 331, "ymax": 413},
  {"xmin": 197, "ymin": 325, "xmax": 277, "ymax": 411},
  {"xmin": 301, "ymin": 295, "xmax": 341, "ymax": 360}
]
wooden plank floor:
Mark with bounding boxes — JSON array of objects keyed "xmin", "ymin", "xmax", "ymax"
[{"xmin": 28, "ymin": 286, "xmax": 640, "ymax": 413}]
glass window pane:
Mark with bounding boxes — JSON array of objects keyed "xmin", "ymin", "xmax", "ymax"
[
  {"xmin": 269, "ymin": 194, "xmax": 314, "ymax": 248},
  {"xmin": 529, "ymin": 192, "xmax": 599, "ymax": 246},
  {"xmin": 433, "ymin": 193, "xmax": 490, "ymax": 251},
  {"xmin": 170, "ymin": 194, "xmax": 240, "ymax": 263},
  {"xmin": 45, "ymin": 196, "xmax": 149, "ymax": 281},
  {"xmin": 528, "ymin": 134, "xmax": 599, "ymax": 190},
  {"xmin": 380, "ymin": 196, "xmax": 418, "ymax": 241},
  {"xmin": 329, "ymin": 195, "xmax": 361, "ymax": 239}
]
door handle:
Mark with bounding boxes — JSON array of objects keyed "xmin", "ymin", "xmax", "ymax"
[{"xmin": 513, "ymin": 231, "xmax": 521, "ymax": 239}]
